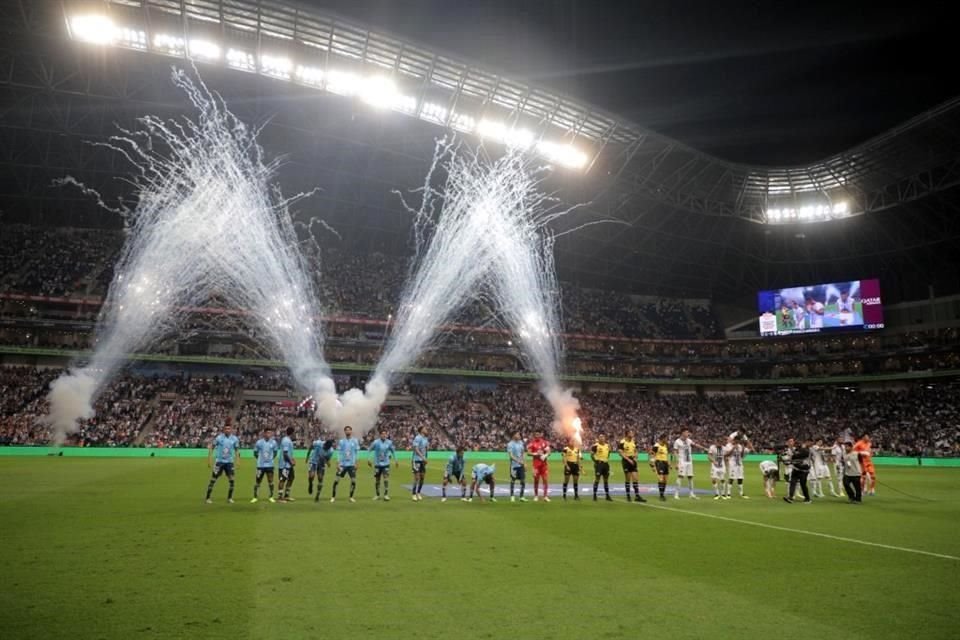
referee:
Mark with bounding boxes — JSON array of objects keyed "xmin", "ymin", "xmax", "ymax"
[
  {"xmin": 783, "ymin": 439, "xmax": 812, "ymax": 504},
  {"xmin": 590, "ymin": 434, "xmax": 613, "ymax": 501}
]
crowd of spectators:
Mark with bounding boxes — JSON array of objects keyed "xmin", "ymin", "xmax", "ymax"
[{"xmin": 3, "ymin": 366, "xmax": 957, "ymax": 456}]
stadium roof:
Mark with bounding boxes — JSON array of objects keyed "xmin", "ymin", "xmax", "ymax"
[{"xmin": 2, "ymin": 0, "xmax": 960, "ymax": 303}]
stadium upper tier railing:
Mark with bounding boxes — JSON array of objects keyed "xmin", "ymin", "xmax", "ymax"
[{"xmin": 59, "ymin": 0, "xmax": 960, "ymax": 223}]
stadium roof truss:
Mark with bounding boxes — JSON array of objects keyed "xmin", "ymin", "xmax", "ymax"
[
  {"xmin": 46, "ymin": 0, "xmax": 960, "ymax": 225},
  {"xmin": 2, "ymin": 0, "xmax": 960, "ymax": 301}
]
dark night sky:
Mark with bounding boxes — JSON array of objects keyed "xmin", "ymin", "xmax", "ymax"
[{"xmin": 308, "ymin": 0, "xmax": 958, "ymax": 166}]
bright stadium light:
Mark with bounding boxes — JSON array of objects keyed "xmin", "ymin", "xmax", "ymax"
[
  {"xmin": 226, "ymin": 48, "xmax": 255, "ymax": 72},
  {"xmin": 153, "ymin": 33, "xmax": 185, "ymax": 56},
  {"xmin": 69, "ymin": 15, "xmax": 116, "ymax": 45},
  {"xmin": 188, "ymin": 39, "xmax": 221, "ymax": 61},
  {"xmin": 537, "ymin": 140, "xmax": 588, "ymax": 169},
  {"xmin": 420, "ymin": 101, "xmax": 448, "ymax": 124},
  {"xmin": 294, "ymin": 64, "xmax": 324, "ymax": 87},
  {"xmin": 451, "ymin": 112, "xmax": 476, "ymax": 133},
  {"xmin": 477, "ymin": 118, "xmax": 507, "ymax": 141},
  {"xmin": 833, "ymin": 201, "xmax": 849, "ymax": 215},
  {"xmin": 504, "ymin": 127, "xmax": 534, "ymax": 150},
  {"xmin": 261, "ymin": 54, "xmax": 292, "ymax": 79},
  {"xmin": 326, "ymin": 69, "xmax": 362, "ymax": 96},
  {"xmin": 359, "ymin": 75, "xmax": 400, "ymax": 109}
]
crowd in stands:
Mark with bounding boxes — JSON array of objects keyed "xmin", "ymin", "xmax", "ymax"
[
  {"xmin": 1, "ymin": 366, "xmax": 958, "ymax": 456},
  {"xmin": 0, "ymin": 226, "xmax": 119, "ymax": 297}
]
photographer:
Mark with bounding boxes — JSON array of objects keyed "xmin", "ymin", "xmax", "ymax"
[{"xmin": 783, "ymin": 439, "xmax": 812, "ymax": 504}]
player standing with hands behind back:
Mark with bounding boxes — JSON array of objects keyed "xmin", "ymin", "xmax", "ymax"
[
  {"xmin": 650, "ymin": 436, "xmax": 670, "ymax": 501},
  {"xmin": 618, "ymin": 430, "xmax": 645, "ymax": 502},
  {"xmin": 527, "ymin": 429, "xmax": 551, "ymax": 502},
  {"xmin": 411, "ymin": 426, "xmax": 429, "ymax": 501},
  {"xmin": 205, "ymin": 418, "xmax": 240, "ymax": 504}
]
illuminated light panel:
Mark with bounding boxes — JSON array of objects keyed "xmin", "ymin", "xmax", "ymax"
[
  {"xmin": 69, "ymin": 14, "xmax": 116, "ymax": 45},
  {"xmin": 261, "ymin": 54, "xmax": 292, "ymax": 79},
  {"xmin": 153, "ymin": 33, "xmax": 185, "ymax": 56},
  {"xmin": 295, "ymin": 64, "xmax": 324, "ymax": 87},
  {"xmin": 450, "ymin": 112, "xmax": 476, "ymax": 133},
  {"xmin": 420, "ymin": 101, "xmax": 448, "ymax": 124},
  {"xmin": 326, "ymin": 69, "xmax": 362, "ymax": 96},
  {"xmin": 359, "ymin": 75, "xmax": 400, "ymax": 109},
  {"xmin": 536, "ymin": 140, "xmax": 588, "ymax": 169},
  {"xmin": 391, "ymin": 94, "xmax": 418, "ymax": 115},
  {"xmin": 766, "ymin": 201, "xmax": 849, "ymax": 222},
  {"xmin": 188, "ymin": 39, "xmax": 221, "ymax": 61},
  {"xmin": 226, "ymin": 48, "xmax": 255, "ymax": 72}
]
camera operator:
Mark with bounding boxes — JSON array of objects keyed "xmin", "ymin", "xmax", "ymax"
[{"xmin": 783, "ymin": 439, "xmax": 812, "ymax": 504}]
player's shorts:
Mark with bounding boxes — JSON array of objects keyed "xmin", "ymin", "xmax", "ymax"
[
  {"xmin": 444, "ymin": 471, "xmax": 464, "ymax": 483},
  {"xmin": 807, "ymin": 465, "xmax": 819, "ymax": 480},
  {"xmin": 760, "ymin": 465, "xmax": 779, "ymax": 481},
  {"xmin": 862, "ymin": 463, "xmax": 876, "ymax": 475},
  {"xmin": 727, "ymin": 465, "xmax": 744, "ymax": 481},
  {"xmin": 279, "ymin": 467, "xmax": 295, "ymax": 481},
  {"xmin": 337, "ymin": 465, "xmax": 357, "ymax": 479},
  {"xmin": 710, "ymin": 465, "xmax": 726, "ymax": 480},
  {"xmin": 510, "ymin": 465, "xmax": 526, "ymax": 481},
  {"xmin": 654, "ymin": 460, "xmax": 670, "ymax": 476},
  {"xmin": 533, "ymin": 460, "xmax": 549, "ymax": 477},
  {"xmin": 374, "ymin": 465, "xmax": 391, "ymax": 478},
  {"xmin": 412, "ymin": 460, "xmax": 427, "ymax": 474},
  {"xmin": 621, "ymin": 459, "xmax": 638, "ymax": 474},
  {"xmin": 594, "ymin": 461, "xmax": 610, "ymax": 477},
  {"xmin": 308, "ymin": 462, "xmax": 324, "ymax": 474},
  {"xmin": 677, "ymin": 461, "xmax": 694, "ymax": 477},
  {"xmin": 255, "ymin": 467, "xmax": 275, "ymax": 481},
  {"xmin": 212, "ymin": 462, "xmax": 235, "ymax": 478},
  {"xmin": 564, "ymin": 461, "xmax": 581, "ymax": 476},
  {"xmin": 473, "ymin": 472, "xmax": 494, "ymax": 485}
]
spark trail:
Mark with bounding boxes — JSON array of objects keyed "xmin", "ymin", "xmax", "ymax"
[{"xmin": 47, "ymin": 69, "xmax": 334, "ymax": 442}]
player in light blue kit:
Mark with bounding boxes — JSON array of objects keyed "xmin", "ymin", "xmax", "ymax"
[
  {"xmin": 468, "ymin": 463, "xmax": 497, "ymax": 502},
  {"xmin": 507, "ymin": 431, "xmax": 527, "ymax": 502},
  {"xmin": 307, "ymin": 437, "xmax": 335, "ymax": 502},
  {"xmin": 250, "ymin": 427, "xmax": 278, "ymax": 503},
  {"xmin": 277, "ymin": 426, "xmax": 296, "ymax": 502},
  {"xmin": 368, "ymin": 428, "xmax": 397, "ymax": 501},
  {"xmin": 331, "ymin": 426, "xmax": 360, "ymax": 503},
  {"xmin": 442, "ymin": 447, "xmax": 468, "ymax": 502},
  {"xmin": 205, "ymin": 417, "xmax": 240, "ymax": 504},
  {"xmin": 411, "ymin": 426, "xmax": 429, "ymax": 501}
]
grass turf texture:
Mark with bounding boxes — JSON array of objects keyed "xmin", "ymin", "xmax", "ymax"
[{"xmin": 1, "ymin": 459, "xmax": 958, "ymax": 640}]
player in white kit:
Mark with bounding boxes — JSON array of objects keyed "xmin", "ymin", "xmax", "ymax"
[
  {"xmin": 672, "ymin": 429, "xmax": 701, "ymax": 500},
  {"xmin": 830, "ymin": 437, "xmax": 846, "ymax": 496},
  {"xmin": 810, "ymin": 438, "xmax": 839, "ymax": 497},
  {"xmin": 759, "ymin": 459, "xmax": 779, "ymax": 498},
  {"xmin": 723, "ymin": 434, "xmax": 753, "ymax": 498},
  {"xmin": 707, "ymin": 438, "xmax": 727, "ymax": 500}
]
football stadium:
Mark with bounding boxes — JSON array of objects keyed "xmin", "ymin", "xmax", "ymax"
[{"xmin": 2, "ymin": 1, "xmax": 960, "ymax": 638}]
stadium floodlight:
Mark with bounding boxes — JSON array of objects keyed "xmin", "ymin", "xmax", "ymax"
[
  {"xmin": 69, "ymin": 14, "xmax": 116, "ymax": 45},
  {"xmin": 477, "ymin": 118, "xmax": 507, "ymax": 142},
  {"xmin": 451, "ymin": 112, "xmax": 476, "ymax": 134},
  {"xmin": 326, "ymin": 69, "xmax": 362, "ymax": 96},
  {"xmin": 420, "ymin": 101, "xmax": 448, "ymax": 124},
  {"xmin": 833, "ymin": 201, "xmax": 849, "ymax": 215},
  {"xmin": 188, "ymin": 39, "xmax": 221, "ymax": 61},
  {"xmin": 504, "ymin": 127, "xmax": 535, "ymax": 150},
  {"xmin": 294, "ymin": 64, "xmax": 324, "ymax": 87},
  {"xmin": 226, "ymin": 48, "xmax": 255, "ymax": 72},
  {"xmin": 536, "ymin": 140, "xmax": 588, "ymax": 169},
  {"xmin": 153, "ymin": 33, "xmax": 185, "ymax": 56},
  {"xmin": 390, "ymin": 94, "xmax": 418, "ymax": 115},
  {"xmin": 359, "ymin": 75, "xmax": 400, "ymax": 109},
  {"xmin": 260, "ymin": 54, "xmax": 292, "ymax": 79}
]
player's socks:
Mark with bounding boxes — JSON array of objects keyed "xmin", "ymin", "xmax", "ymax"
[
  {"xmin": 688, "ymin": 479, "xmax": 695, "ymax": 495},
  {"xmin": 227, "ymin": 480, "xmax": 235, "ymax": 500},
  {"xmin": 593, "ymin": 481, "xmax": 599, "ymax": 499},
  {"xmin": 633, "ymin": 481, "xmax": 640, "ymax": 499},
  {"xmin": 562, "ymin": 481, "xmax": 568, "ymax": 498},
  {"xmin": 573, "ymin": 482, "xmax": 579, "ymax": 498},
  {"xmin": 384, "ymin": 479, "xmax": 390, "ymax": 497},
  {"xmin": 205, "ymin": 479, "xmax": 215, "ymax": 500},
  {"xmin": 509, "ymin": 481, "xmax": 515, "ymax": 497},
  {"xmin": 738, "ymin": 482, "xmax": 744, "ymax": 497},
  {"xmin": 658, "ymin": 481, "xmax": 665, "ymax": 498},
  {"xmin": 603, "ymin": 479, "xmax": 610, "ymax": 497},
  {"xmin": 349, "ymin": 481, "xmax": 356, "ymax": 498},
  {"xmin": 331, "ymin": 480, "xmax": 339, "ymax": 498},
  {"xmin": 519, "ymin": 481, "xmax": 525, "ymax": 497},
  {"xmin": 675, "ymin": 478, "xmax": 682, "ymax": 497},
  {"xmin": 268, "ymin": 483, "xmax": 274, "ymax": 498},
  {"xmin": 308, "ymin": 478, "xmax": 314, "ymax": 494},
  {"xmin": 442, "ymin": 486, "xmax": 447, "ymax": 498},
  {"xmin": 253, "ymin": 483, "xmax": 259, "ymax": 499}
]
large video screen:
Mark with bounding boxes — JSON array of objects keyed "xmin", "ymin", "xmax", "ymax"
[{"xmin": 757, "ymin": 279, "xmax": 884, "ymax": 337}]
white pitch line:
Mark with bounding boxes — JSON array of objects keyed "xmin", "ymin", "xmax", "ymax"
[{"xmin": 637, "ymin": 502, "xmax": 960, "ymax": 561}]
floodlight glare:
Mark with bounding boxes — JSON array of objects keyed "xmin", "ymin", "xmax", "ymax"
[
  {"xmin": 261, "ymin": 54, "xmax": 292, "ymax": 79},
  {"xmin": 359, "ymin": 75, "xmax": 400, "ymax": 109},
  {"xmin": 326, "ymin": 69, "xmax": 362, "ymax": 96},
  {"xmin": 833, "ymin": 201, "xmax": 848, "ymax": 215},
  {"xmin": 188, "ymin": 39, "xmax": 221, "ymax": 61},
  {"xmin": 451, "ymin": 112, "xmax": 476, "ymax": 133},
  {"xmin": 153, "ymin": 33, "xmax": 185, "ymax": 56},
  {"xmin": 70, "ymin": 15, "xmax": 116, "ymax": 45},
  {"xmin": 294, "ymin": 64, "xmax": 324, "ymax": 87},
  {"xmin": 537, "ymin": 141, "xmax": 588, "ymax": 169},
  {"xmin": 226, "ymin": 48, "xmax": 255, "ymax": 72},
  {"xmin": 421, "ymin": 101, "xmax": 448, "ymax": 124}
]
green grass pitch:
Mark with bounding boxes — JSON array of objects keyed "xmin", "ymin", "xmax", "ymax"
[{"xmin": 1, "ymin": 458, "xmax": 959, "ymax": 639}]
